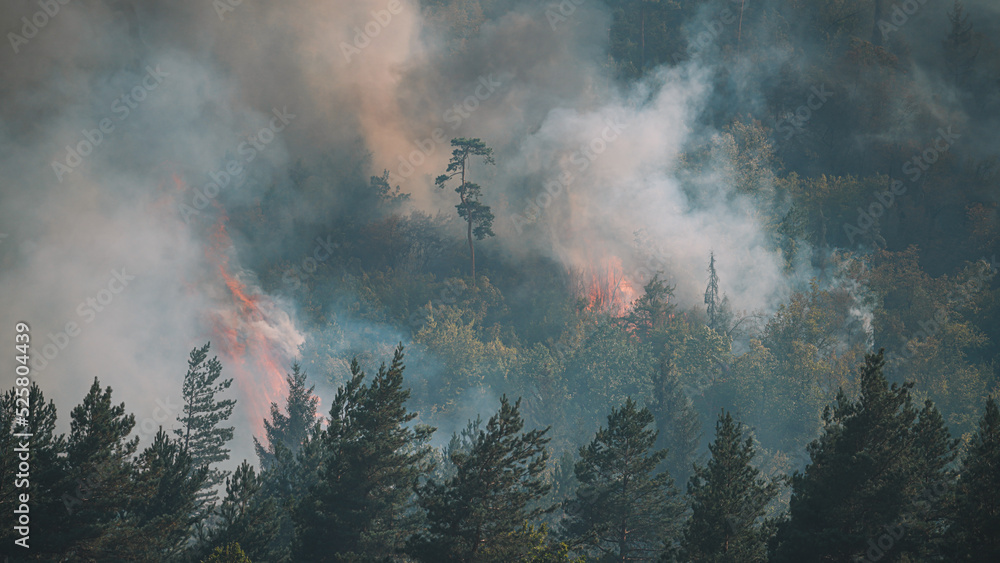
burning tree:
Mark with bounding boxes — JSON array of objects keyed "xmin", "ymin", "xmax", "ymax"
[
  {"xmin": 574, "ymin": 256, "xmax": 638, "ymax": 316},
  {"xmin": 436, "ymin": 138, "xmax": 496, "ymax": 281}
]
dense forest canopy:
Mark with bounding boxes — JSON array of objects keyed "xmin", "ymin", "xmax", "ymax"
[{"xmin": 1, "ymin": 0, "xmax": 999, "ymax": 561}]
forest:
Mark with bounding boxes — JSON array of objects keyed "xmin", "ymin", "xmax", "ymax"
[{"xmin": 1, "ymin": 0, "xmax": 1000, "ymax": 561}]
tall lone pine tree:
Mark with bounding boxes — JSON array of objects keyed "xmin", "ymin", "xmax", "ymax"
[{"xmin": 436, "ymin": 137, "xmax": 496, "ymax": 281}]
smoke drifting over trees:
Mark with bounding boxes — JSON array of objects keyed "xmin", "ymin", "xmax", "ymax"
[{"xmin": 2, "ymin": 0, "xmax": 1000, "ymax": 560}]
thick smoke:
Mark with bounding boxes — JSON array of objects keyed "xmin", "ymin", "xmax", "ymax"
[{"xmin": 10, "ymin": 0, "xmax": 977, "ymax": 461}]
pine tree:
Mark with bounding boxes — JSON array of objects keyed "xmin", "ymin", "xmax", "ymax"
[
  {"xmin": 294, "ymin": 345, "xmax": 435, "ymax": 561},
  {"xmin": 623, "ymin": 274, "xmax": 676, "ymax": 345},
  {"xmin": 210, "ymin": 460, "xmax": 279, "ymax": 562},
  {"xmin": 435, "ymin": 137, "xmax": 496, "ymax": 280},
  {"xmin": 650, "ymin": 359, "xmax": 700, "ymax": 486},
  {"xmin": 175, "ymin": 342, "xmax": 236, "ymax": 506},
  {"xmin": 943, "ymin": 0, "xmax": 980, "ymax": 87},
  {"xmin": 900, "ymin": 400, "xmax": 958, "ymax": 559},
  {"xmin": 254, "ymin": 362, "xmax": 319, "ymax": 470},
  {"xmin": 408, "ymin": 396, "xmax": 551, "ymax": 563},
  {"xmin": 255, "ymin": 364, "xmax": 324, "ymax": 560},
  {"xmin": 705, "ymin": 252, "xmax": 720, "ymax": 331},
  {"xmin": 944, "ymin": 397, "xmax": 1000, "ymax": 560},
  {"xmin": 0, "ymin": 383, "xmax": 67, "ymax": 557},
  {"xmin": 60, "ymin": 378, "xmax": 142, "ymax": 560},
  {"xmin": 566, "ymin": 398, "xmax": 684, "ymax": 562},
  {"xmin": 260, "ymin": 420, "xmax": 326, "ymax": 561},
  {"xmin": 679, "ymin": 411, "xmax": 779, "ymax": 562},
  {"xmin": 770, "ymin": 351, "xmax": 935, "ymax": 562},
  {"xmin": 131, "ymin": 428, "xmax": 209, "ymax": 560}
]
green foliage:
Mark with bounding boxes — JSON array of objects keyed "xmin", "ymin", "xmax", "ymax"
[
  {"xmin": 721, "ymin": 281, "xmax": 868, "ymax": 453},
  {"xmin": 409, "ymin": 396, "xmax": 551, "ymax": 562},
  {"xmin": 175, "ymin": 343, "xmax": 236, "ymax": 505},
  {"xmin": 770, "ymin": 351, "xmax": 956, "ymax": 562},
  {"xmin": 0, "ymin": 383, "xmax": 67, "ymax": 556},
  {"xmin": 944, "ymin": 397, "xmax": 1000, "ymax": 560},
  {"xmin": 209, "ymin": 460, "xmax": 278, "ymax": 562},
  {"xmin": 650, "ymin": 359, "xmax": 701, "ymax": 485},
  {"xmin": 605, "ymin": 0, "xmax": 691, "ymax": 78},
  {"xmin": 61, "ymin": 378, "xmax": 141, "ymax": 554},
  {"xmin": 679, "ymin": 411, "xmax": 779, "ymax": 562},
  {"xmin": 294, "ymin": 345, "xmax": 435, "ymax": 561},
  {"xmin": 436, "ymin": 137, "xmax": 497, "ymax": 279},
  {"xmin": 566, "ymin": 398, "xmax": 683, "ymax": 562},
  {"xmin": 131, "ymin": 428, "xmax": 208, "ymax": 559},
  {"xmin": 622, "ymin": 273, "xmax": 677, "ymax": 347},
  {"xmin": 565, "ymin": 321, "xmax": 657, "ymax": 441},
  {"xmin": 203, "ymin": 542, "xmax": 253, "ymax": 563},
  {"xmin": 254, "ymin": 363, "xmax": 319, "ymax": 470}
]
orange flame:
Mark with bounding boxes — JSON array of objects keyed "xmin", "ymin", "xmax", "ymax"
[
  {"xmin": 149, "ymin": 172, "xmax": 303, "ymax": 437},
  {"xmin": 205, "ymin": 218, "xmax": 297, "ymax": 435},
  {"xmin": 577, "ymin": 255, "xmax": 638, "ymax": 316}
]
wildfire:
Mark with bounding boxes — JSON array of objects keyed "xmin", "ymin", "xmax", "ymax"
[
  {"xmin": 576, "ymin": 255, "xmax": 638, "ymax": 316},
  {"xmin": 156, "ymin": 173, "xmax": 305, "ymax": 436},
  {"xmin": 205, "ymin": 217, "xmax": 304, "ymax": 435}
]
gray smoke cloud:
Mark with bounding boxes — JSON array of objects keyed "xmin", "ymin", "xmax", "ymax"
[{"xmin": 12, "ymin": 0, "xmax": 970, "ymax": 462}]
